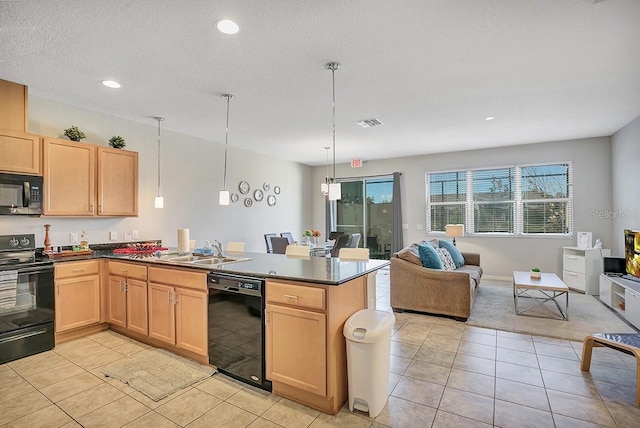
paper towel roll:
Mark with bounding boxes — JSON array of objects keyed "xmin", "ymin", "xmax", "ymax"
[{"xmin": 178, "ymin": 229, "xmax": 190, "ymax": 253}]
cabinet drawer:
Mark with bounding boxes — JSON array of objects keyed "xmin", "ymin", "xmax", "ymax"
[
  {"xmin": 267, "ymin": 281, "xmax": 325, "ymax": 310},
  {"xmin": 108, "ymin": 261, "xmax": 147, "ymax": 280},
  {"xmin": 148, "ymin": 267, "xmax": 207, "ymax": 291},
  {"xmin": 563, "ymin": 254, "xmax": 585, "ymax": 274},
  {"xmin": 55, "ymin": 260, "xmax": 100, "ymax": 278},
  {"xmin": 563, "ymin": 270, "xmax": 585, "ymax": 290}
]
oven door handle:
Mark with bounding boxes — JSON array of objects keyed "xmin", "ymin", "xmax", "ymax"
[{"xmin": 0, "ymin": 328, "xmax": 48, "ymax": 344}]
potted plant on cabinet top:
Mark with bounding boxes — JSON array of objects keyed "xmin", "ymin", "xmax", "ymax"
[
  {"xmin": 109, "ymin": 135, "xmax": 126, "ymax": 149},
  {"xmin": 530, "ymin": 267, "xmax": 541, "ymax": 279},
  {"xmin": 63, "ymin": 125, "xmax": 86, "ymax": 142}
]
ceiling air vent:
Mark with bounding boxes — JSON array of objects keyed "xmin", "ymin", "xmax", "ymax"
[{"xmin": 355, "ymin": 118, "xmax": 383, "ymax": 128}]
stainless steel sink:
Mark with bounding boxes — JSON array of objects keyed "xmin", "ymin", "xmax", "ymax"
[
  {"xmin": 192, "ymin": 257, "xmax": 251, "ymax": 266},
  {"xmin": 163, "ymin": 254, "xmax": 214, "ymax": 262}
]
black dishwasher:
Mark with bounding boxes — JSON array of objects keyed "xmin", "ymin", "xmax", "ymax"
[{"xmin": 207, "ymin": 272, "xmax": 271, "ymax": 391}]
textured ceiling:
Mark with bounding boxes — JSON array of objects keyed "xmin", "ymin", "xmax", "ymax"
[{"xmin": 1, "ymin": 0, "xmax": 639, "ymax": 166}]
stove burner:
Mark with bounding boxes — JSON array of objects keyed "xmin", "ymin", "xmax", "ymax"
[{"xmin": 113, "ymin": 245, "xmax": 168, "ymax": 255}]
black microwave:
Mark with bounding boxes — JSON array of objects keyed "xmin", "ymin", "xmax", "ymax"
[{"xmin": 0, "ymin": 173, "xmax": 43, "ymax": 215}]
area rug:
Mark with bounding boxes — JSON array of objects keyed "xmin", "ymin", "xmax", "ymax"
[
  {"xmin": 101, "ymin": 348, "xmax": 216, "ymax": 401},
  {"xmin": 466, "ymin": 284, "xmax": 637, "ymax": 342}
]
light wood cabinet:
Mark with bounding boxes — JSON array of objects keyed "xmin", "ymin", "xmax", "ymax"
[
  {"xmin": 107, "ymin": 261, "xmax": 148, "ymax": 335},
  {"xmin": 265, "ymin": 277, "xmax": 366, "ymax": 415},
  {"xmin": 147, "ymin": 267, "xmax": 208, "ymax": 357},
  {"xmin": 0, "ymin": 130, "xmax": 41, "ymax": 175},
  {"xmin": 43, "ymin": 138, "xmax": 138, "ymax": 217},
  {"xmin": 54, "ymin": 260, "xmax": 101, "ymax": 333},
  {"xmin": 0, "ymin": 79, "xmax": 28, "ymax": 132}
]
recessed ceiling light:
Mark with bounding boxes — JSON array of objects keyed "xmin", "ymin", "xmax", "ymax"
[
  {"xmin": 216, "ymin": 19, "xmax": 239, "ymax": 35},
  {"xmin": 485, "ymin": 116, "xmax": 495, "ymax": 121},
  {"xmin": 102, "ymin": 80, "xmax": 121, "ymax": 89}
]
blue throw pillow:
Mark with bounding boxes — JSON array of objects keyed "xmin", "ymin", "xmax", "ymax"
[
  {"xmin": 438, "ymin": 240, "xmax": 465, "ymax": 268},
  {"xmin": 418, "ymin": 243, "xmax": 443, "ymax": 270}
]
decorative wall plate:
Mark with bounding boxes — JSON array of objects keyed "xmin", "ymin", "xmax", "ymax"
[
  {"xmin": 254, "ymin": 189, "xmax": 264, "ymax": 201},
  {"xmin": 273, "ymin": 186, "xmax": 280, "ymax": 195},
  {"xmin": 231, "ymin": 193, "xmax": 239, "ymax": 203},
  {"xmin": 239, "ymin": 181, "xmax": 250, "ymax": 194},
  {"xmin": 267, "ymin": 195, "xmax": 277, "ymax": 206},
  {"xmin": 263, "ymin": 182, "xmax": 270, "ymax": 191},
  {"xmin": 244, "ymin": 197, "xmax": 253, "ymax": 207}
]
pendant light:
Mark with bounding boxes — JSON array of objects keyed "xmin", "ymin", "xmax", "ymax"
[
  {"xmin": 219, "ymin": 94, "xmax": 233, "ymax": 205},
  {"xmin": 326, "ymin": 62, "xmax": 341, "ymax": 201},
  {"xmin": 320, "ymin": 146, "xmax": 330, "ymax": 195},
  {"xmin": 153, "ymin": 116, "xmax": 164, "ymax": 208}
]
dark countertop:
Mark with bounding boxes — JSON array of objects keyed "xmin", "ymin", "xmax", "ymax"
[{"xmin": 52, "ymin": 251, "xmax": 389, "ymax": 285}]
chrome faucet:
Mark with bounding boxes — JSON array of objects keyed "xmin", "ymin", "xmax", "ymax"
[{"xmin": 213, "ymin": 240, "xmax": 224, "ymax": 257}]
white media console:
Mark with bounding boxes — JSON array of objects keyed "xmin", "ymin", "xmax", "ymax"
[{"xmin": 599, "ymin": 273, "xmax": 640, "ymax": 329}]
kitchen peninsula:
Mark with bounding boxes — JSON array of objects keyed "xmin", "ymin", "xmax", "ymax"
[{"xmin": 53, "ymin": 250, "xmax": 388, "ymax": 415}]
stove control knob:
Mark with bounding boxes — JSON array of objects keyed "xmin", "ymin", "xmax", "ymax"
[
  {"xmin": 20, "ymin": 237, "xmax": 30, "ymax": 246},
  {"xmin": 9, "ymin": 237, "xmax": 19, "ymax": 247}
]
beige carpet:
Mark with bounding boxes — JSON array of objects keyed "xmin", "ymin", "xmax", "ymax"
[
  {"xmin": 466, "ymin": 284, "xmax": 638, "ymax": 342},
  {"xmin": 101, "ymin": 348, "xmax": 216, "ymax": 401}
]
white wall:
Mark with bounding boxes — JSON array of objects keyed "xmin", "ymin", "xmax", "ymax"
[
  {"xmin": 611, "ymin": 114, "xmax": 640, "ymax": 256},
  {"xmin": 312, "ymin": 137, "xmax": 613, "ymax": 279},
  {"xmin": 0, "ymin": 96, "xmax": 312, "ymax": 252}
]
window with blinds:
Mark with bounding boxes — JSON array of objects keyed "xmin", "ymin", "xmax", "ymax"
[{"xmin": 426, "ymin": 163, "xmax": 572, "ymax": 236}]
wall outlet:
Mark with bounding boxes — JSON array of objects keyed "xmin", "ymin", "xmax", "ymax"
[
  {"xmin": 109, "ymin": 231, "xmax": 117, "ymax": 241},
  {"xmin": 417, "ymin": 224, "xmax": 423, "ymax": 230},
  {"xmin": 124, "ymin": 232, "xmax": 132, "ymax": 241},
  {"xmin": 132, "ymin": 230, "xmax": 139, "ymax": 240},
  {"xmin": 402, "ymin": 224, "xmax": 409, "ymax": 230},
  {"xmin": 69, "ymin": 233, "xmax": 79, "ymax": 243}
]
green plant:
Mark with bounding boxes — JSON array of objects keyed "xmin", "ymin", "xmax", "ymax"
[
  {"xmin": 531, "ymin": 267, "xmax": 541, "ymax": 272},
  {"xmin": 63, "ymin": 125, "xmax": 86, "ymax": 142},
  {"xmin": 109, "ymin": 135, "xmax": 126, "ymax": 149}
]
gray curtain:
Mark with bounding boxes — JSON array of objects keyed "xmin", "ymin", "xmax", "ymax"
[{"xmin": 391, "ymin": 172, "xmax": 403, "ymax": 254}]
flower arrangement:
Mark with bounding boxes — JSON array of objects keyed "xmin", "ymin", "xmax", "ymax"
[{"xmin": 303, "ymin": 229, "xmax": 321, "ymax": 238}]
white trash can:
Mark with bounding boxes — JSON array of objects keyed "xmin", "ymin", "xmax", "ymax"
[{"xmin": 343, "ymin": 309, "xmax": 396, "ymax": 418}]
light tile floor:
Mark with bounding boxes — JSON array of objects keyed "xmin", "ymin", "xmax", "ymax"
[{"xmin": 1, "ymin": 270, "xmax": 640, "ymax": 427}]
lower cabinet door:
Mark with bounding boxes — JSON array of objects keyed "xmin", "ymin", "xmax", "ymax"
[
  {"xmin": 126, "ymin": 279, "xmax": 148, "ymax": 335},
  {"xmin": 148, "ymin": 283, "xmax": 175, "ymax": 345},
  {"xmin": 55, "ymin": 275, "xmax": 101, "ymax": 332},
  {"xmin": 107, "ymin": 276, "xmax": 127, "ymax": 328},
  {"xmin": 266, "ymin": 304, "xmax": 326, "ymax": 396},
  {"xmin": 175, "ymin": 287, "xmax": 208, "ymax": 356}
]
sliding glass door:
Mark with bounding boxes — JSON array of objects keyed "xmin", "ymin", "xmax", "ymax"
[{"xmin": 332, "ymin": 176, "xmax": 393, "ymax": 259}]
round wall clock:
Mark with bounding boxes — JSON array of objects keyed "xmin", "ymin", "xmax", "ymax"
[
  {"xmin": 254, "ymin": 189, "xmax": 264, "ymax": 201},
  {"xmin": 244, "ymin": 197, "xmax": 253, "ymax": 207},
  {"xmin": 231, "ymin": 193, "xmax": 239, "ymax": 203},
  {"xmin": 273, "ymin": 186, "xmax": 281, "ymax": 195},
  {"xmin": 267, "ymin": 195, "xmax": 277, "ymax": 206},
  {"xmin": 263, "ymin": 182, "xmax": 270, "ymax": 191},
  {"xmin": 239, "ymin": 181, "xmax": 250, "ymax": 194}
]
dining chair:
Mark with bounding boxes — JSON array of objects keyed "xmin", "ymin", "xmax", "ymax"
[
  {"xmin": 338, "ymin": 247, "xmax": 370, "ymax": 260},
  {"xmin": 285, "ymin": 244, "xmax": 310, "ymax": 258},
  {"xmin": 330, "ymin": 234, "xmax": 350, "ymax": 257},
  {"xmin": 226, "ymin": 242, "xmax": 245, "ymax": 253},
  {"xmin": 348, "ymin": 233, "xmax": 361, "ymax": 248},
  {"xmin": 264, "ymin": 233, "xmax": 277, "ymax": 253},
  {"xmin": 270, "ymin": 237, "xmax": 289, "ymax": 254},
  {"xmin": 328, "ymin": 231, "xmax": 343, "ymax": 241},
  {"xmin": 281, "ymin": 232, "xmax": 295, "ymax": 244}
]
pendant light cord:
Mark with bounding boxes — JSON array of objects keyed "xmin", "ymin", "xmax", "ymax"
[
  {"xmin": 154, "ymin": 117, "xmax": 164, "ymax": 196},
  {"xmin": 326, "ymin": 62, "xmax": 340, "ymax": 183},
  {"xmin": 222, "ymin": 94, "xmax": 232, "ymax": 191}
]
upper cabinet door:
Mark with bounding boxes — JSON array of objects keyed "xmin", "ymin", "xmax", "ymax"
[
  {"xmin": 0, "ymin": 130, "xmax": 41, "ymax": 175},
  {"xmin": 97, "ymin": 147, "xmax": 138, "ymax": 217},
  {"xmin": 43, "ymin": 138, "xmax": 96, "ymax": 216},
  {"xmin": 0, "ymin": 79, "xmax": 28, "ymax": 132}
]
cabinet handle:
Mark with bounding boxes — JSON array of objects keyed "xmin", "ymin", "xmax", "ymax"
[
  {"xmin": 283, "ymin": 294, "xmax": 298, "ymax": 299},
  {"xmin": 174, "ymin": 292, "xmax": 179, "ymax": 304},
  {"xmin": 167, "ymin": 290, "xmax": 171, "ymax": 303},
  {"xmin": 568, "ymin": 272, "xmax": 578, "ymax": 276},
  {"xmin": 119, "ymin": 268, "xmax": 128, "ymax": 272},
  {"xmin": 568, "ymin": 256, "xmax": 578, "ymax": 260},
  {"xmin": 124, "ymin": 281, "xmax": 128, "ymax": 293},
  {"xmin": 98, "ymin": 205, "xmax": 102, "ymax": 214},
  {"xmin": 71, "ymin": 268, "xmax": 85, "ymax": 272},
  {"xmin": 89, "ymin": 203, "xmax": 94, "ymax": 213}
]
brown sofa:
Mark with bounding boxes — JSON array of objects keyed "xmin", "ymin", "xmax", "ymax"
[{"xmin": 390, "ymin": 248, "xmax": 482, "ymax": 321}]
